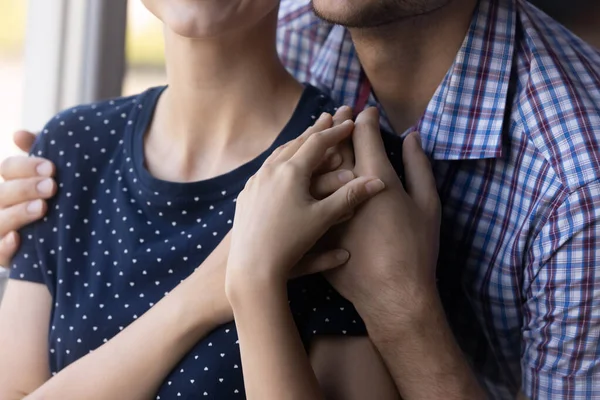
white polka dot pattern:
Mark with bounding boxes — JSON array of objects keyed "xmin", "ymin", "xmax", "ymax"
[{"xmin": 9, "ymin": 85, "xmax": 378, "ymax": 399}]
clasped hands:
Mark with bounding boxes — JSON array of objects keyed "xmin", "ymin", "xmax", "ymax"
[
  {"xmin": 0, "ymin": 107, "xmax": 442, "ymax": 332},
  {"xmin": 226, "ymin": 106, "xmax": 442, "ymax": 332}
]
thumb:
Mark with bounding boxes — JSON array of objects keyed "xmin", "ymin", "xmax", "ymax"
[
  {"xmin": 292, "ymin": 249, "xmax": 350, "ymax": 278},
  {"xmin": 402, "ymin": 132, "xmax": 439, "ymax": 214},
  {"xmin": 319, "ymin": 176, "xmax": 385, "ymax": 223},
  {"xmin": 352, "ymin": 108, "xmax": 387, "ymax": 171},
  {"xmin": 14, "ymin": 131, "xmax": 37, "ymax": 153},
  {"xmin": 0, "ymin": 231, "xmax": 19, "ymax": 267}
]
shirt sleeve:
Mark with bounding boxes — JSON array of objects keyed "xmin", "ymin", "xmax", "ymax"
[
  {"xmin": 522, "ymin": 179, "xmax": 600, "ymax": 399},
  {"xmin": 8, "ymin": 124, "xmax": 54, "ymax": 286}
]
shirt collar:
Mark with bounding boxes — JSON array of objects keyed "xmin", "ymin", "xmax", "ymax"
[
  {"xmin": 414, "ymin": 0, "xmax": 517, "ymax": 160},
  {"xmin": 314, "ymin": 0, "xmax": 517, "ymax": 161}
]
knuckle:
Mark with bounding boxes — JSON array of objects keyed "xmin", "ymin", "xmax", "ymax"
[
  {"xmin": 313, "ymin": 131, "xmax": 327, "ymax": 141},
  {"xmin": 274, "ymin": 144, "xmax": 287, "ymax": 154},
  {"xmin": 282, "ymin": 162, "xmax": 301, "ymax": 176},
  {"xmin": 307, "ymin": 132, "xmax": 326, "ymax": 147},
  {"xmin": 294, "ymin": 136, "xmax": 307, "ymax": 147},
  {"xmin": 17, "ymin": 179, "xmax": 36, "ymax": 199},
  {"xmin": 258, "ymin": 163, "xmax": 276, "ymax": 176}
]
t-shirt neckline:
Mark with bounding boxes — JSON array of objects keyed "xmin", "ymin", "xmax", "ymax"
[{"xmin": 125, "ymin": 84, "xmax": 321, "ymax": 203}]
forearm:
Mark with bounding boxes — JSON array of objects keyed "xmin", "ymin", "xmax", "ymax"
[
  {"xmin": 230, "ymin": 280, "xmax": 324, "ymax": 400},
  {"xmin": 365, "ymin": 293, "xmax": 485, "ymax": 400},
  {"xmin": 27, "ymin": 255, "xmax": 231, "ymax": 400}
]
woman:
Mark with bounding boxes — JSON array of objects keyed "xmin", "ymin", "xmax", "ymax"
[{"xmin": 0, "ymin": 0, "xmax": 401, "ymax": 399}]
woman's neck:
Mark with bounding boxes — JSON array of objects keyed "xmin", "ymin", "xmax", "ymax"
[
  {"xmin": 147, "ymin": 9, "xmax": 303, "ymax": 182},
  {"xmin": 349, "ymin": 0, "xmax": 477, "ymax": 133}
]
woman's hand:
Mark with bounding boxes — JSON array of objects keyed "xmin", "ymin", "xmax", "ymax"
[
  {"xmin": 225, "ymin": 112, "xmax": 386, "ymax": 295},
  {"xmin": 0, "ymin": 131, "xmax": 56, "ymax": 267}
]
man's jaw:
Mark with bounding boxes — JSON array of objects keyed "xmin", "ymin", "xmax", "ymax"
[{"xmin": 310, "ymin": 0, "xmax": 452, "ymax": 29}]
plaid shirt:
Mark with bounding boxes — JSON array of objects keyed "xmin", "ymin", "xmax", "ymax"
[{"xmin": 277, "ymin": 0, "xmax": 600, "ymax": 398}]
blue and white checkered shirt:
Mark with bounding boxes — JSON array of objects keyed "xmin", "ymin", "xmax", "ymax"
[{"xmin": 277, "ymin": 0, "xmax": 600, "ymax": 398}]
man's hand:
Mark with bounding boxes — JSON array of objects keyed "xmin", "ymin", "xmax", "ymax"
[
  {"xmin": 0, "ymin": 131, "xmax": 56, "ymax": 267},
  {"xmin": 325, "ymin": 108, "xmax": 441, "ymax": 329},
  {"xmin": 323, "ymin": 109, "xmax": 484, "ymax": 399}
]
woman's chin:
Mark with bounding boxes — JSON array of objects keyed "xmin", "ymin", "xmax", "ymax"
[{"xmin": 165, "ymin": 17, "xmax": 227, "ymax": 39}]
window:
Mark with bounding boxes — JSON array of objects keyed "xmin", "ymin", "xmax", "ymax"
[
  {"xmin": 0, "ymin": 0, "xmax": 27, "ymax": 160},
  {"xmin": 123, "ymin": 2, "xmax": 166, "ymax": 97}
]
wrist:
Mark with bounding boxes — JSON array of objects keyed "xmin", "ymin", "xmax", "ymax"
[
  {"xmin": 361, "ymin": 286, "xmax": 445, "ymax": 345},
  {"xmin": 185, "ymin": 268, "xmax": 232, "ymax": 327},
  {"xmin": 226, "ymin": 265, "xmax": 287, "ymax": 311}
]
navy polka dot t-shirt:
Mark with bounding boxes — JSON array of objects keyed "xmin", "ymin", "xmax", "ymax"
[{"xmin": 10, "ymin": 84, "xmax": 404, "ymax": 399}]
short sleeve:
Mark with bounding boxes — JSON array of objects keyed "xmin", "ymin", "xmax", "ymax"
[
  {"xmin": 9, "ymin": 226, "xmax": 45, "ymax": 284},
  {"xmin": 289, "ymin": 275, "xmax": 367, "ymax": 343},
  {"xmin": 8, "ymin": 127, "xmax": 52, "ymax": 285},
  {"xmin": 522, "ymin": 180, "xmax": 600, "ymax": 399}
]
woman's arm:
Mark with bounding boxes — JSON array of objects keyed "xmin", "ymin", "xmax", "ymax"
[
  {"xmin": 0, "ymin": 281, "xmax": 52, "ymax": 398},
  {"xmin": 226, "ymin": 111, "xmax": 387, "ymax": 399},
  {"xmin": 230, "ymin": 281, "xmax": 402, "ymax": 400},
  {"xmin": 230, "ymin": 280, "xmax": 325, "ymax": 400},
  {"xmin": 0, "ymin": 171, "xmax": 353, "ymax": 400},
  {"xmin": 0, "ymin": 236, "xmax": 232, "ymax": 400},
  {"xmin": 310, "ymin": 336, "xmax": 400, "ymax": 400}
]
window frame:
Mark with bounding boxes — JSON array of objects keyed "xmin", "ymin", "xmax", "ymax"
[{"xmin": 21, "ymin": 0, "xmax": 128, "ymax": 132}]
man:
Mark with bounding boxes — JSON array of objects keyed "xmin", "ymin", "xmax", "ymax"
[{"xmin": 1, "ymin": 0, "xmax": 599, "ymax": 398}]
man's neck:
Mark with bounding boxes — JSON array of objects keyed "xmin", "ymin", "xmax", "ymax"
[{"xmin": 349, "ymin": 0, "xmax": 478, "ymax": 134}]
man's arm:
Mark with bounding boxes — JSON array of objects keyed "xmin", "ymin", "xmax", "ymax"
[
  {"xmin": 310, "ymin": 336, "xmax": 400, "ymax": 400},
  {"xmin": 324, "ymin": 109, "xmax": 486, "ymax": 399},
  {"xmin": 0, "ymin": 131, "xmax": 56, "ymax": 267},
  {"xmin": 520, "ymin": 180, "xmax": 600, "ymax": 398},
  {"xmin": 356, "ymin": 130, "xmax": 484, "ymax": 399}
]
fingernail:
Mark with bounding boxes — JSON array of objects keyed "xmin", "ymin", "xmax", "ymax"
[
  {"xmin": 27, "ymin": 199, "xmax": 44, "ymax": 215},
  {"xmin": 335, "ymin": 250, "xmax": 350, "ymax": 262},
  {"xmin": 365, "ymin": 179, "xmax": 385, "ymax": 195},
  {"xmin": 317, "ymin": 112, "xmax": 329, "ymax": 121},
  {"xmin": 36, "ymin": 178, "xmax": 54, "ymax": 196},
  {"xmin": 36, "ymin": 161, "xmax": 53, "ymax": 177},
  {"xmin": 337, "ymin": 170, "xmax": 354, "ymax": 184},
  {"xmin": 335, "ymin": 105, "xmax": 350, "ymax": 114}
]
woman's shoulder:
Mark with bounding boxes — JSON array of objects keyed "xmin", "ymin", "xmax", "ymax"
[{"xmin": 31, "ymin": 88, "xmax": 160, "ymax": 161}]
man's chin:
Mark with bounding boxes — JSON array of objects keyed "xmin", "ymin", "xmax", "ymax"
[
  {"xmin": 311, "ymin": 0, "xmax": 451, "ymax": 29},
  {"xmin": 311, "ymin": 0, "xmax": 389, "ymax": 28}
]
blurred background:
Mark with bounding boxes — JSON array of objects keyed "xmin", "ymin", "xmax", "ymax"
[
  {"xmin": 0, "ymin": 0, "xmax": 167, "ymax": 162},
  {"xmin": 0, "ymin": 0, "xmax": 598, "ymax": 164}
]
